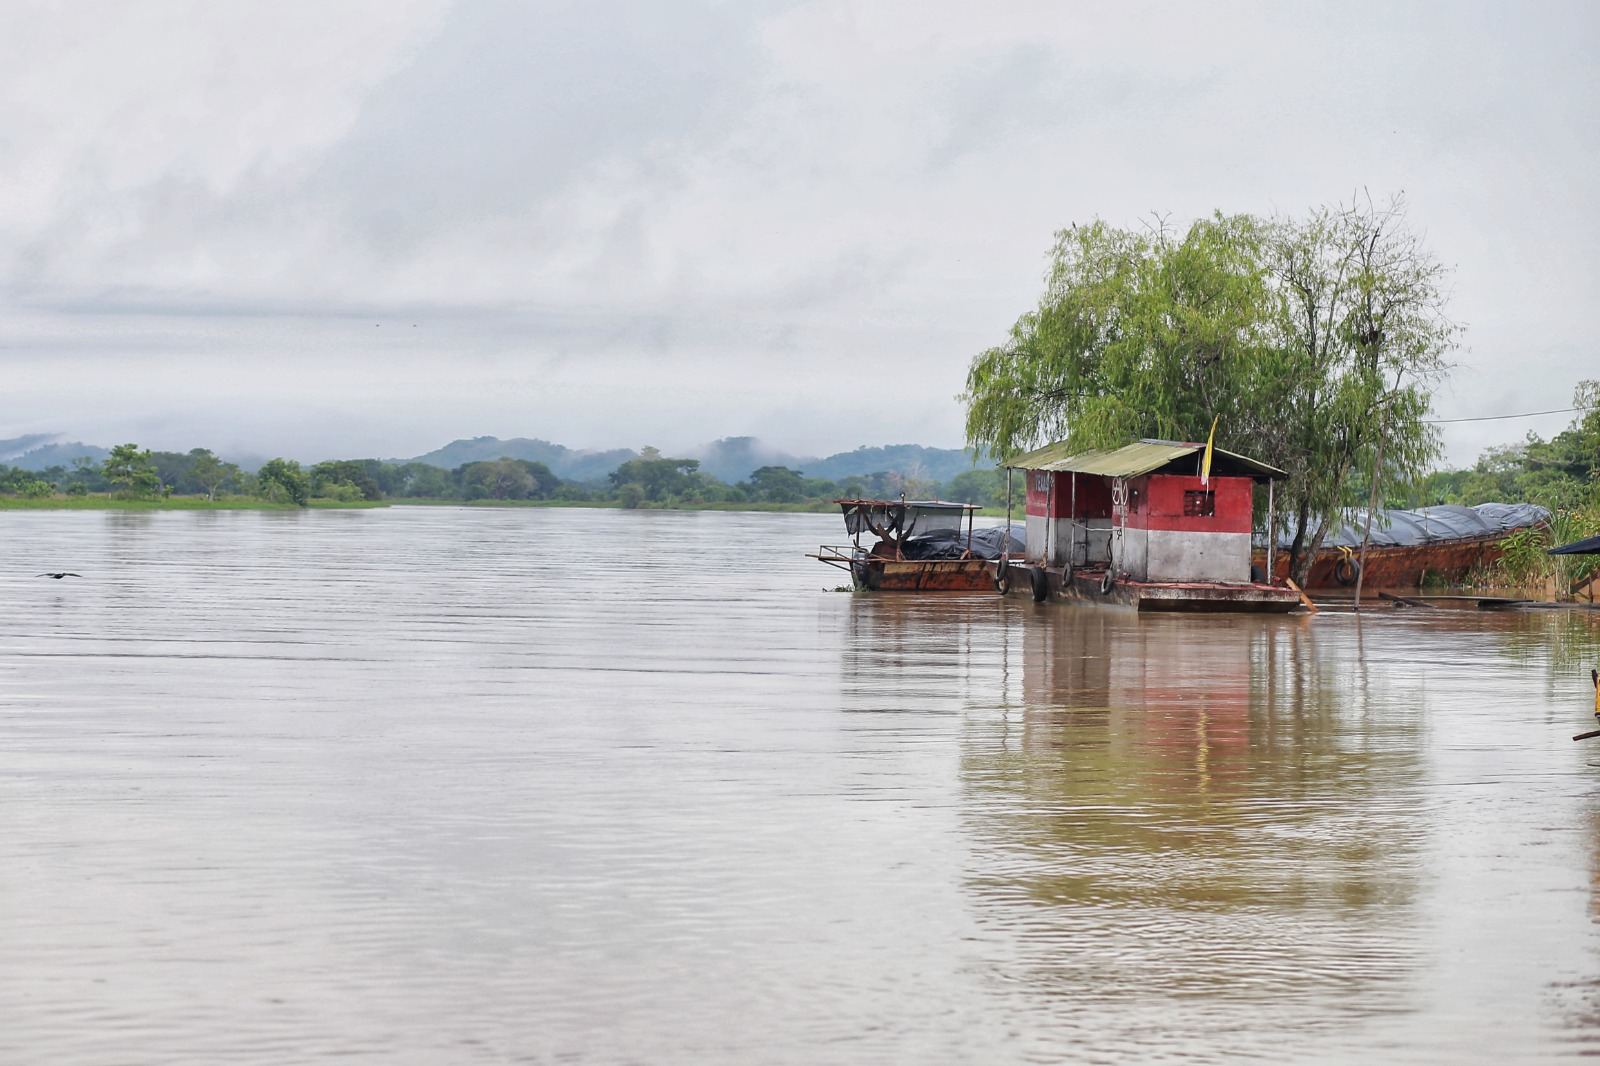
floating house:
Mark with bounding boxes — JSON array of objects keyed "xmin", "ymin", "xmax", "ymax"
[{"xmin": 1004, "ymin": 438, "xmax": 1301, "ymax": 612}]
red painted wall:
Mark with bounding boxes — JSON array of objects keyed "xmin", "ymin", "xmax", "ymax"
[
  {"xmin": 1124, "ymin": 474, "xmax": 1253, "ymax": 533},
  {"xmin": 1024, "ymin": 471, "xmax": 1112, "ymax": 519}
]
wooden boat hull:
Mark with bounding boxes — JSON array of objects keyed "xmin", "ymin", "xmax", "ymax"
[
  {"xmin": 1254, "ymin": 535, "xmax": 1512, "ymax": 590},
  {"xmin": 1016, "ymin": 566, "xmax": 1302, "ymax": 613},
  {"xmin": 853, "ymin": 557, "xmax": 997, "ymax": 592}
]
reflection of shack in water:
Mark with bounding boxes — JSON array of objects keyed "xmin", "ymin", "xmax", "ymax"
[
  {"xmin": 1017, "ymin": 612, "xmax": 1260, "ymax": 802},
  {"xmin": 961, "ymin": 610, "xmax": 1431, "ymax": 1044}
]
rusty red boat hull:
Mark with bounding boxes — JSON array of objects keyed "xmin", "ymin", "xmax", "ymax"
[
  {"xmin": 853, "ymin": 557, "xmax": 997, "ymax": 592},
  {"xmin": 1253, "ymin": 535, "xmax": 1514, "ymax": 590}
]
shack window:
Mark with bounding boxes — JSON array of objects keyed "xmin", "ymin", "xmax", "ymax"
[{"xmin": 1183, "ymin": 490, "xmax": 1215, "ymax": 517}]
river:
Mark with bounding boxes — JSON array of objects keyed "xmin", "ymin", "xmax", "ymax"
[{"xmin": 2, "ymin": 507, "xmax": 1597, "ymax": 1063}]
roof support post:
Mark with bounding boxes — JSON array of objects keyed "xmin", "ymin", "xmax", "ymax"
[
  {"xmin": 1004, "ymin": 468, "xmax": 1013, "ymax": 567},
  {"xmin": 1046, "ymin": 473, "xmax": 1055, "ymax": 566},
  {"xmin": 1070, "ymin": 472, "xmax": 1078, "ymax": 569},
  {"xmin": 1266, "ymin": 479, "xmax": 1276, "ymax": 585}
]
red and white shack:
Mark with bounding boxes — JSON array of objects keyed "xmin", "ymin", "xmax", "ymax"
[{"xmin": 1003, "ymin": 438, "xmax": 1300, "ymax": 612}]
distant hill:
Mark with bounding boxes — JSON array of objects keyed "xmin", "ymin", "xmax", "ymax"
[
  {"xmin": 2, "ymin": 436, "xmax": 111, "ymax": 471},
  {"xmin": 799, "ymin": 444, "xmax": 985, "ymax": 483},
  {"xmin": 2, "ymin": 430, "xmax": 987, "ymax": 485},
  {"xmin": 0, "ymin": 433, "xmax": 58, "ymax": 463},
  {"xmin": 404, "ymin": 436, "xmax": 986, "ymax": 484},
  {"xmin": 404, "ymin": 436, "xmax": 637, "ymax": 482}
]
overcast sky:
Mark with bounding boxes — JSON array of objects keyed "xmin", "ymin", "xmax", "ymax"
[{"xmin": 1, "ymin": 1, "xmax": 1595, "ymax": 463}]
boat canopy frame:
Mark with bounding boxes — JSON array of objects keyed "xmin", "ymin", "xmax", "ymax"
[{"xmin": 831, "ymin": 498, "xmax": 980, "ymax": 559}]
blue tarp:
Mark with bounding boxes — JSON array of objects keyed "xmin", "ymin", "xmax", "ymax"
[{"xmin": 1278, "ymin": 503, "xmax": 1551, "ymax": 549}]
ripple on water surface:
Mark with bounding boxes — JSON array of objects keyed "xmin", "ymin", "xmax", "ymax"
[{"xmin": 1, "ymin": 508, "xmax": 1599, "ymax": 1064}]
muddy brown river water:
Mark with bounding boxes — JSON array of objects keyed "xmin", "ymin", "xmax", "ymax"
[{"xmin": 2, "ymin": 507, "xmax": 1598, "ymax": 1063}]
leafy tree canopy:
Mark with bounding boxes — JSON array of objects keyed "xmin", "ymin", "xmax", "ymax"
[
  {"xmin": 257, "ymin": 458, "xmax": 311, "ymax": 507},
  {"xmin": 963, "ymin": 196, "xmax": 1458, "ymax": 581},
  {"xmin": 101, "ymin": 443, "xmax": 161, "ymax": 497}
]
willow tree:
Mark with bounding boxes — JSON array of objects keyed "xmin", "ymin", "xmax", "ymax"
[
  {"xmin": 963, "ymin": 196, "xmax": 1457, "ymax": 583},
  {"xmin": 1262, "ymin": 196, "xmax": 1457, "ymax": 580},
  {"xmin": 963, "ymin": 213, "xmax": 1276, "ymax": 455}
]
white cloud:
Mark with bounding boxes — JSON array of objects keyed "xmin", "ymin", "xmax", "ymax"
[{"xmin": 0, "ymin": 1, "xmax": 1595, "ymax": 462}]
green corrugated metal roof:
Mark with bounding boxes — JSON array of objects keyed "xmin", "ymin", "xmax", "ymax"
[{"xmin": 1003, "ymin": 438, "xmax": 1285, "ymax": 481}]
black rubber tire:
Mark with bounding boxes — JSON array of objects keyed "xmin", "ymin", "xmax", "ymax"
[
  {"xmin": 1100, "ymin": 569, "xmax": 1116, "ymax": 595},
  {"xmin": 1333, "ymin": 556, "xmax": 1361, "ymax": 586},
  {"xmin": 1029, "ymin": 567, "xmax": 1050, "ymax": 602},
  {"xmin": 993, "ymin": 559, "xmax": 1010, "ymax": 595}
]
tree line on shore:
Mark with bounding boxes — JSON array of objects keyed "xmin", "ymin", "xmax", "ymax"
[
  {"xmin": 0, "ymin": 443, "xmax": 1013, "ymax": 508},
  {"xmin": 1, "ymin": 418, "xmax": 1592, "ymax": 519}
]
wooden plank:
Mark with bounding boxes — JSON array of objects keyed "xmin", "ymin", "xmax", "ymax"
[
  {"xmin": 1379, "ymin": 592, "xmax": 1437, "ymax": 608},
  {"xmin": 1285, "ymin": 578, "xmax": 1318, "ymax": 614}
]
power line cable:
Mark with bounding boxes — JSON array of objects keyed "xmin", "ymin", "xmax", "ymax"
[{"xmin": 1424, "ymin": 406, "xmax": 1595, "ymax": 424}]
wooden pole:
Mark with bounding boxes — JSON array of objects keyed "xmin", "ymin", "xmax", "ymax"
[{"xmin": 1353, "ymin": 427, "xmax": 1387, "ymax": 612}]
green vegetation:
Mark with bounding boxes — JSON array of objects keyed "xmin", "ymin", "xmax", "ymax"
[
  {"xmin": 1422, "ymin": 382, "xmax": 1599, "ymax": 511},
  {"xmin": 0, "ymin": 439, "xmax": 1010, "ymax": 513},
  {"xmin": 1422, "ymin": 386, "xmax": 1600, "ymax": 592},
  {"xmin": 963, "ymin": 196, "xmax": 1456, "ymax": 585}
]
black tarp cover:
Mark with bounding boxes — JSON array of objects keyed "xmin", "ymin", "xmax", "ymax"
[{"xmin": 900, "ymin": 526, "xmax": 1025, "ymax": 561}]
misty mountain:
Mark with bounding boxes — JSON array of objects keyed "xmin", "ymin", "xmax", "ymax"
[
  {"xmin": 2, "ymin": 437, "xmax": 111, "ymax": 471},
  {"xmin": 686, "ymin": 437, "xmax": 813, "ymax": 483},
  {"xmin": 4, "ymin": 431, "xmax": 989, "ymax": 486},
  {"xmin": 402, "ymin": 436, "xmax": 987, "ymax": 484},
  {"xmin": 0, "ymin": 433, "xmax": 58, "ymax": 463},
  {"xmin": 798, "ymin": 444, "xmax": 984, "ymax": 484},
  {"xmin": 403, "ymin": 436, "xmax": 637, "ymax": 482}
]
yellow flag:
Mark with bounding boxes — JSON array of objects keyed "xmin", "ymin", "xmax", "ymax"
[{"xmin": 1200, "ymin": 416, "xmax": 1218, "ymax": 487}]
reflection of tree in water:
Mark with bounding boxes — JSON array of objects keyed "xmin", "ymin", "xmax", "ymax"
[
  {"xmin": 959, "ymin": 609, "xmax": 1431, "ymax": 1053},
  {"xmin": 1548, "ymin": 803, "xmax": 1600, "ymax": 1050},
  {"xmin": 1488, "ymin": 609, "xmax": 1600, "ymax": 684}
]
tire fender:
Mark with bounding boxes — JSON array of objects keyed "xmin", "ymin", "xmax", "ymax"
[
  {"xmin": 1334, "ymin": 555, "xmax": 1361, "ymax": 586},
  {"xmin": 1029, "ymin": 567, "xmax": 1050, "ymax": 602}
]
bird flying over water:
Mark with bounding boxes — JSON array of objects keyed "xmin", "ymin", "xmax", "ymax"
[{"xmin": 37, "ymin": 572, "xmax": 81, "ymax": 579}]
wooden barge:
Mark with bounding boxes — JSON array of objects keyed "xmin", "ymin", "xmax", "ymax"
[{"xmin": 1252, "ymin": 503, "xmax": 1551, "ymax": 589}]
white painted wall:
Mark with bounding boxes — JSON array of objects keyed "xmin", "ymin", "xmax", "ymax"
[{"xmin": 1138, "ymin": 529, "xmax": 1251, "ymax": 583}]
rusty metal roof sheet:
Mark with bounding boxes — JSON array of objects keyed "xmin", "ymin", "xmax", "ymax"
[{"xmin": 1004, "ymin": 438, "xmax": 1285, "ymax": 481}]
